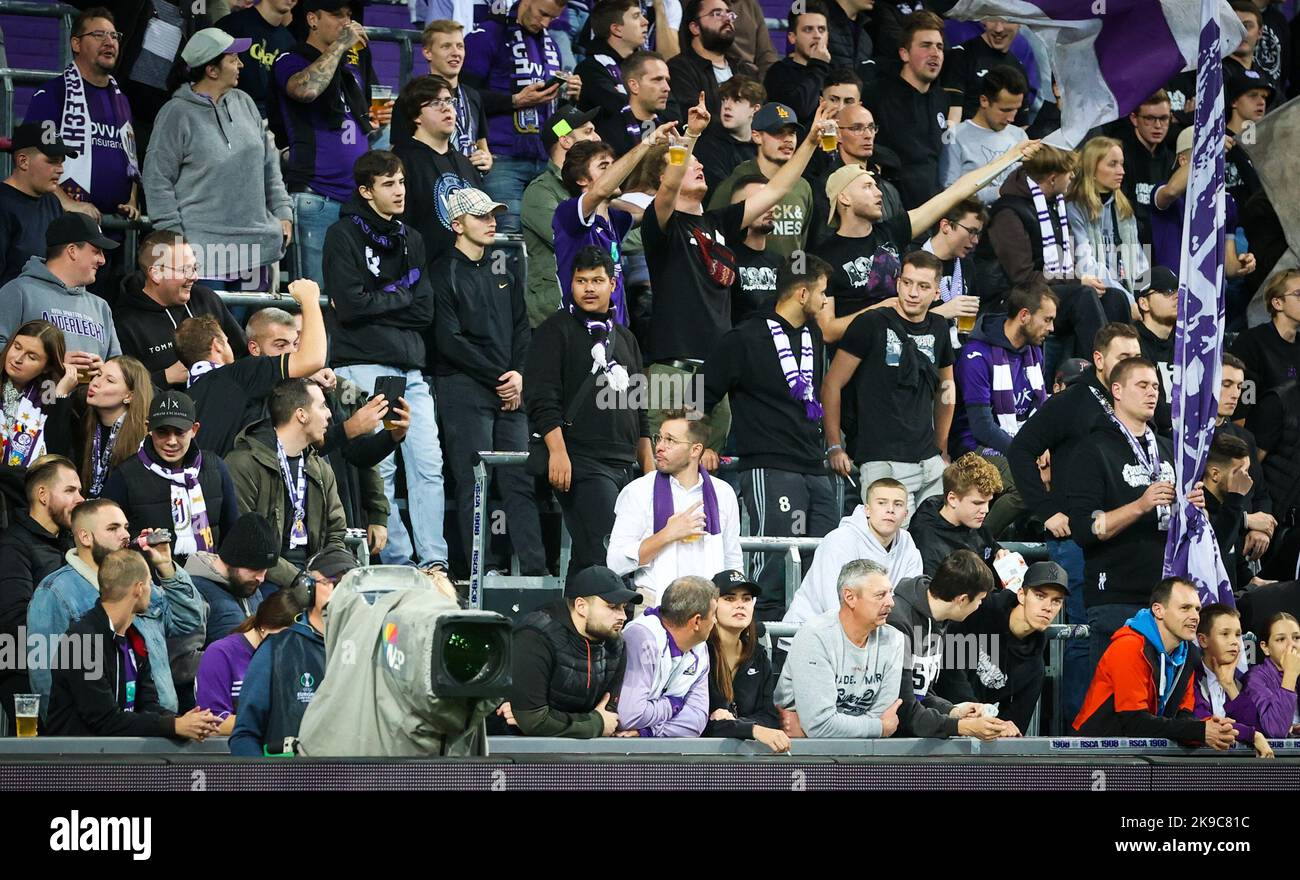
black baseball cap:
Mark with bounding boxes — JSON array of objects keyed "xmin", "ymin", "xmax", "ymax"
[
  {"xmin": 148, "ymin": 390, "xmax": 197, "ymax": 431},
  {"xmin": 564, "ymin": 565, "xmax": 642, "ymax": 604},
  {"xmin": 1226, "ymin": 67, "xmax": 1274, "ymax": 104},
  {"xmin": 712, "ymin": 569, "xmax": 762, "ymax": 597},
  {"xmin": 541, "ymin": 104, "xmax": 599, "ymax": 151},
  {"xmin": 1138, "ymin": 265, "xmax": 1179, "ymax": 298},
  {"xmin": 5, "ymin": 122, "xmax": 79, "ymax": 159},
  {"xmin": 45, "ymin": 213, "xmax": 118, "ymax": 250},
  {"xmin": 752, "ymin": 102, "xmax": 804, "ymax": 136},
  {"xmin": 311, "ymin": 547, "xmax": 360, "ymax": 580},
  {"xmin": 1054, "ymin": 357, "xmax": 1092, "ymax": 388},
  {"xmin": 1024, "ymin": 561, "xmax": 1069, "ymax": 592}
]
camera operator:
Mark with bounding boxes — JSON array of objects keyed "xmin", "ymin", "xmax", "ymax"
[{"xmin": 228, "ymin": 547, "xmax": 357, "ymax": 756}]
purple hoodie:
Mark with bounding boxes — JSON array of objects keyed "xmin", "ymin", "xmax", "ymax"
[
  {"xmin": 1241, "ymin": 660, "xmax": 1300, "ymax": 739},
  {"xmin": 194, "ymin": 632, "xmax": 256, "ymax": 720},
  {"xmin": 1192, "ymin": 663, "xmax": 1261, "ymax": 746}
]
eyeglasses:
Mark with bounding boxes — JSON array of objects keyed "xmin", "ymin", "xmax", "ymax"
[
  {"xmin": 425, "ymin": 97, "xmax": 456, "ymax": 109},
  {"xmin": 954, "ymin": 222, "xmax": 983, "ymax": 239},
  {"xmin": 652, "ymin": 432, "xmax": 693, "ymax": 447},
  {"xmin": 698, "ymin": 9, "xmax": 738, "ymax": 21},
  {"xmin": 76, "ymin": 29, "xmax": 123, "ymax": 42},
  {"xmin": 842, "ymin": 123, "xmax": 879, "ymax": 134},
  {"xmin": 1138, "ymin": 114, "xmax": 1172, "ymax": 125},
  {"xmin": 163, "ymin": 264, "xmax": 200, "ymax": 279}
]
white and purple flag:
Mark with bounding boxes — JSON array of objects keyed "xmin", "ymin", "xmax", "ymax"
[
  {"xmin": 1161, "ymin": 0, "xmax": 1234, "ymax": 607},
  {"xmin": 946, "ymin": 0, "xmax": 1243, "ymax": 147}
]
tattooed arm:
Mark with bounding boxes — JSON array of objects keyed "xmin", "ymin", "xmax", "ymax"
[{"xmin": 285, "ymin": 22, "xmax": 365, "ymax": 103}]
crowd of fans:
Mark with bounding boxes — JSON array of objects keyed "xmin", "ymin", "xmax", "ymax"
[{"xmin": 0, "ymin": 0, "xmax": 1297, "ymax": 753}]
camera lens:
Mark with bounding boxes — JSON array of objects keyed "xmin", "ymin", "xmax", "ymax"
[{"xmin": 443, "ymin": 623, "xmax": 505, "ymax": 685}]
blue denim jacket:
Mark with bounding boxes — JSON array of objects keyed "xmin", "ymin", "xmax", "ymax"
[{"xmin": 26, "ymin": 550, "xmax": 206, "ymax": 715}]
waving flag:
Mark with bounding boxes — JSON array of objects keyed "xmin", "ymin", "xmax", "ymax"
[
  {"xmin": 1161, "ymin": 0, "xmax": 1233, "ymax": 607},
  {"xmin": 946, "ymin": 0, "xmax": 1243, "ymax": 147}
]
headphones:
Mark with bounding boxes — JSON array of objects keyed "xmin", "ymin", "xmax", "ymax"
[{"xmin": 289, "ymin": 549, "xmax": 330, "ymax": 612}]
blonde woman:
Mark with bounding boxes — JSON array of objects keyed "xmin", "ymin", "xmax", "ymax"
[{"xmin": 1066, "ymin": 136, "xmax": 1149, "ymax": 309}]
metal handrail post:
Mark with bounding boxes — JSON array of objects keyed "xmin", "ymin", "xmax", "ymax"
[{"xmin": 470, "ymin": 459, "xmax": 488, "ymax": 609}]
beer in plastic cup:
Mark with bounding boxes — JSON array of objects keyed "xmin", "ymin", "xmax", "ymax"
[
  {"xmin": 956, "ymin": 313, "xmax": 977, "ymax": 334},
  {"xmin": 14, "ymin": 694, "xmax": 39, "ymax": 737},
  {"xmin": 668, "ymin": 134, "xmax": 687, "ymax": 166},
  {"xmin": 370, "ymin": 84, "xmax": 394, "ymax": 119},
  {"xmin": 820, "ymin": 120, "xmax": 838, "ymax": 152}
]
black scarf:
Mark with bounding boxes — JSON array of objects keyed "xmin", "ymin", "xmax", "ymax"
[{"xmin": 295, "ymin": 41, "xmax": 373, "ymax": 134}]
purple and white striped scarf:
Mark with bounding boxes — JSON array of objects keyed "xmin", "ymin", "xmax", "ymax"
[
  {"xmin": 1027, "ymin": 176, "xmax": 1074, "ymax": 280},
  {"xmin": 137, "ymin": 446, "xmax": 213, "ymax": 556},
  {"xmin": 570, "ymin": 304, "xmax": 629, "ymax": 391},
  {"xmin": 987, "ymin": 342, "xmax": 1046, "ymax": 435},
  {"xmin": 767, "ymin": 319, "xmax": 823, "ymax": 421}
]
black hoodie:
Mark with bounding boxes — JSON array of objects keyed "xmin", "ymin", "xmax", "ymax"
[
  {"xmin": 1136, "ymin": 320, "xmax": 1175, "ymax": 437},
  {"xmin": 0, "ymin": 507, "xmax": 69, "ymax": 722},
  {"xmin": 935, "ymin": 588, "xmax": 1048, "ymax": 733},
  {"xmin": 322, "ymin": 195, "xmax": 436, "ymax": 370},
  {"xmin": 112, "ymin": 272, "xmax": 248, "ymax": 388},
  {"xmin": 430, "ymin": 247, "xmax": 531, "ymax": 389},
  {"xmin": 1007, "ymin": 370, "xmax": 1116, "ymax": 522},
  {"xmin": 908, "ymin": 494, "xmax": 999, "ymax": 576}
]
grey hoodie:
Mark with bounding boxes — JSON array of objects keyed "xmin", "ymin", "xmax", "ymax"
[
  {"xmin": 0, "ymin": 257, "xmax": 120, "ymax": 358},
  {"xmin": 775, "ymin": 608, "xmax": 905, "ymax": 738},
  {"xmin": 143, "ymin": 84, "xmax": 291, "ymax": 277},
  {"xmin": 780, "ymin": 506, "xmax": 923, "ymax": 651}
]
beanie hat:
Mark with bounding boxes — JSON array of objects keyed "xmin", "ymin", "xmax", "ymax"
[{"xmin": 218, "ymin": 513, "xmax": 279, "ymax": 570}]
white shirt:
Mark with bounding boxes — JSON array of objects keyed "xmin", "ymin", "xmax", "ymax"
[{"xmin": 607, "ymin": 469, "xmax": 742, "ymax": 604}]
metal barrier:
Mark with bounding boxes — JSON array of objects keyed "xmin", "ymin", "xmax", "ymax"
[{"xmin": 0, "ymin": 1, "xmax": 75, "ymax": 175}]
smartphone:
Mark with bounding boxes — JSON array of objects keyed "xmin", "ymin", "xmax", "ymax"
[
  {"xmin": 543, "ymin": 74, "xmax": 567, "ymax": 89},
  {"xmin": 372, "ymin": 376, "xmax": 407, "ymax": 429}
]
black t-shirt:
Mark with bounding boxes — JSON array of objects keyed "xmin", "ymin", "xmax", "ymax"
[
  {"xmin": 279, "ymin": 451, "xmax": 309, "ymax": 566},
  {"xmin": 191, "ymin": 354, "xmax": 291, "ymax": 455},
  {"xmin": 596, "ymin": 107, "xmax": 665, "ymax": 158},
  {"xmin": 392, "ymin": 137, "xmax": 483, "ymax": 269},
  {"xmin": 1225, "ymin": 125, "xmax": 1263, "ymax": 210},
  {"xmin": 839, "ymin": 307, "xmax": 955, "ymax": 462},
  {"xmin": 812, "ymin": 212, "xmax": 913, "ymax": 314},
  {"xmin": 0, "ymin": 183, "xmax": 62, "ymax": 284},
  {"xmin": 731, "ymin": 242, "xmax": 782, "ymax": 325},
  {"xmin": 216, "ymin": 7, "xmax": 297, "ymax": 120},
  {"xmin": 862, "ymin": 74, "xmax": 948, "ymax": 209},
  {"xmin": 641, "ymin": 201, "xmax": 746, "ymax": 362},
  {"xmin": 1230, "ymin": 321, "xmax": 1300, "ymax": 428},
  {"xmin": 941, "ymin": 37, "xmax": 1032, "ymax": 123}
]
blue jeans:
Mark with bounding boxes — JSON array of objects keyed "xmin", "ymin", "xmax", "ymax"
[
  {"xmin": 335, "ymin": 365, "xmax": 448, "ymax": 567},
  {"xmin": 292, "ymin": 191, "xmax": 342, "ymax": 285},
  {"xmin": 1087, "ymin": 602, "xmax": 1143, "ymax": 674},
  {"xmin": 483, "ymin": 155, "xmax": 545, "ymax": 234},
  {"xmin": 1048, "ymin": 538, "xmax": 1090, "ymax": 725}
]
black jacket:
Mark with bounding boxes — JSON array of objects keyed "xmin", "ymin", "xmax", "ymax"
[
  {"xmin": 935, "ymin": 588, "xmax": 1047, "ymax": 733},
  {"xmin": 703, "ymin": 309, "xmax": 827, "ymax": 473},
  {"xmin": 667, "ymin": 45, "xmax": 757, "ymax": 130},
  {"xmin": 100, "ymin": 437, "xmax": 240, "ymax": 556},
  {"xmin": 1257, "ymin": 381, "xmax": 1300, "ymax": 519},
  {"xmin": 46, "ymin": 602, "xmax": 176, "ymax": 737},
  {"xmin": 524, "ymin": 309, "xmax": 650, "ymax": 466},
  {"xmin": 908, "ymin": 494, "xmax": 999, "ymax": 576},
  {"xmin": 861, "ymin": 72, "xmax": 947, "ymax": 209},
  {"xmin": 509, "ymin": 599, "xmax": 627, "ymax": 738},
  {"xmin": 1065, "ymin": 425, "xmax": 1175, "ymax": 607},
  {"xmin": 323, "ymin": 195, "xmax": 436, "ymax": 371},
  {"xmin": 1007, "ymin": 371, "xmax": 1113, "ymax": 522},
  {"xmin": 0, "ymin": 509, "xmax": 70, "ymax": 713},
  {"xmin": 694, "ymin": 129, "xmax": 758, "ymax": 193},
  {"xmin": 113, "ymin": 272, "xmax": 248, "ymax": 388},
  {"xmin": 1204, "ymin": 489, "xmax": 1251, "ymax": 593},
  {"xmin": 319, "ymin": 379, "xmax": 394, "ymax": 530},
  {"xmin": 763, "ymin": 56, "xmax": 830, "ymax": 127},
  {"xmin": 824, "ymin": 0, "xmax": 875, "ymax": 81},
  {"xmin": 575, "ymin": 40, "xmax": 633, "ymax": 122},
  {"xmin": 704, "ymin": 628, "xmax": 779, "ymax": 740},
  {"xmin": 431, "ymin": 247, "xmax": 531, "ymax": 389}
]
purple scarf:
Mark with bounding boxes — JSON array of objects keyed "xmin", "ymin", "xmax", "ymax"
[
  {"xmin": 652, "ymin": 465, "xmax": 721, "ymax": 536},
  {"xmin": 987, "ymin": 342, "xmax": 1046, "ymax": 428}
]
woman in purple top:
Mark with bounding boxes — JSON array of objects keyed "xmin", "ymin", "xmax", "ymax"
[
  {"xmin": 1192, "ymin": 604, "xmax": 1272, "ymax": 757},
  {"xmin": 195, "ymin": 589, "xmax": 299, "ymax": 735},
  {"xmin": 1242, "ymin": 612, "xmax": 1300, "ymax": 740}
]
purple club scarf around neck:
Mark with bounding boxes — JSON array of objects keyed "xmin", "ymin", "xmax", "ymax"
[{"xmin": 652, "ymin": 465, "xmax": 721, "ymax": 537}]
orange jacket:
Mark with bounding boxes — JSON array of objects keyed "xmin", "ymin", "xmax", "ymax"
[{"xmin": 1073, "ymin": 624, "xmax": 1204, "ymax": 744}]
